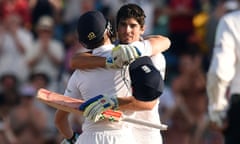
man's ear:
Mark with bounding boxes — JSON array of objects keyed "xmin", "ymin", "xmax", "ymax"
[{"xmin": 140, "ymin": 25, "xmax": 145, "ymax": 35}]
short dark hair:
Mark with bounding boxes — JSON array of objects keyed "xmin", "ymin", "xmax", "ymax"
[{"xmin": 116, "ymin": 3, "xmax": 146, "ymax": 28}]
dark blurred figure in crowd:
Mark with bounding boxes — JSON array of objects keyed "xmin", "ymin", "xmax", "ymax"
[
  {"xmin": 0, "ymin": 74, "xmax": 20, "ymax": 144},
  {"xmin": 0, "ymin": 74, "xmax": 20, "ymax": 113}
]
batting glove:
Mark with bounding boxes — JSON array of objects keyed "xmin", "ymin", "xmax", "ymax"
[
  {"xmin": 61, "ymin": 132, "xmax": 79, "ymax": 144},
  {"xmin": 106, "ymin": 45, "xmax": 141, "ymax": 68},
  {"xmin": 208, "ymin": 105, "xmax": 227, "ymax": 127},
  {"xmin": 79, "ymin": 95, "xmax": 118, "ymax": 122},
  {"xmin": 105, "ymin": 57, "xmax": 119, "ymax": 69}
]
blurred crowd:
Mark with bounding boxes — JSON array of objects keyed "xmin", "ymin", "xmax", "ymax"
[{"xmin": 0, "ymin": 0, "xmax": 238, "ymax": 144}]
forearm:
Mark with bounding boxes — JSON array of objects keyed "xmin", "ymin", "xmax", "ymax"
[
  {"xmin": 144, "ymin": 35, "xmax": 171, "ymax": 55},
  {"xmin": 70, "ymin": 53, "xmax": 106, "ymax": 69},
  {"xmin": 80, "ymin": 95, "xmax": 158, "ymax": 122},
  {"xmin": 54, "ymin": 110, "xmax": 73, "ymax": 139},
  {"xmin": 118, "ymin": 96, "xmax": 157, "ymax": 111},
  {"xmin": 69, "ymin": 36, "xmax": 171, "ymax": 70}
]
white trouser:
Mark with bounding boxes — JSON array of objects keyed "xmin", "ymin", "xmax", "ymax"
[
  {"xmin": 76, "ymin": 129, "xmax": 136, "ymax": 144},
  {"xmin": 133, "ymin": 128, "xmax": 163, "ymax": 144}
]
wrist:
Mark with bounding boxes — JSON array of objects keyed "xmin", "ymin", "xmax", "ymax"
[
  {"xmin": 105, "ymin": 57, "xmax": 115, "ymax": 68},
  {"xmin": 109, "ymin": 95, "xmax": 119, "ymax": 110}
]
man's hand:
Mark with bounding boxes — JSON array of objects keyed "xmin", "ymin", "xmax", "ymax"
[
  {"xmin": 106, "ymin": 45, "xmax": 141, "ymax": 68},
  {"xmin": 79, "ymin": 95, "xmax": 118, "ymax": 122},
  {"xmin": 208, "ymin": 106, "xmax": 227, "ymax": 127}
]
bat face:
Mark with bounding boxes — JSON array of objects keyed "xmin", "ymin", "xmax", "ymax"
[{"xmin": 37, "ymin": 88, "xmax": 84, "ymax": 114}]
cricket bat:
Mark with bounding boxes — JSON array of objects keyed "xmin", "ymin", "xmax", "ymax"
[{"xmin": 37, "ymin": 88, "xmax": 168, "ymax": 130}]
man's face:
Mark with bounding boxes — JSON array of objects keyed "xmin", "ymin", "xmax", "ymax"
[{"xmin": 117, "ymin": 18, "xmax": 145, "ymax": 44}]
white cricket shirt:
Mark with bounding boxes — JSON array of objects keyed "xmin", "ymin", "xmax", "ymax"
[
  {"xmin": 64, "ymin": 41, "xmax": 153, "ymax": 132},
  {"xmin": 207, "ymin": 10, "xmax": 240, "ymax": 110}
]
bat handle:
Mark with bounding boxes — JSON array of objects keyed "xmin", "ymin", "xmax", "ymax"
[{"xmin": 122, "ymin": 116, "xmax": 168, "ymax": 130}]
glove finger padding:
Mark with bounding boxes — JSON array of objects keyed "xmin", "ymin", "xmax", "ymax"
[
  {"xmin": 79, "ymin": 95, "xmax": 118, "ymax": 122},
  {"xmin": 120, "ymin": 45, "xmax": 141, "ymax": 63},
  {"xmin": 112, "ymin": 45, "xmax": 141, "ymax": 68},
  {"xmin": 83, "ymin": 101, "xmax": 108, "ymax": 122},
  {"xmin": 124, "ymin": 45, "xmax": 141, "ymax": 62}
]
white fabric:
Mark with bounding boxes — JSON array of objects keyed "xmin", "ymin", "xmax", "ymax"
[
  {"xmin": 207, "ymin": 11, "xmax": 240, "ymax": 112},
  {"xmin": 159, "ymin": 86, "xmax": 176, "ymax": 110},
  {"xmin": 207, "ymin": 74, "xmax": 228, "ymax": 111},
  {"xmin": 0, "ymin": 28, "xmax": 33, "ymax": 82},
  {"xmin": 76, "ymin": 129, "xmax": 136, "ymax": 144},
  {"xmin": 129, "ymin": 40, "xmax": 152, "ymax": 57}
]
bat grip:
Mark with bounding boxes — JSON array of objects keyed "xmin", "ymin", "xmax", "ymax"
[{"xmin": 122, "ymin": 117, "xmax": 168, "ymax": 130}]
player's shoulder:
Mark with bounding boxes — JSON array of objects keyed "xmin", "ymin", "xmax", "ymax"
[
  {"xmin": 70, "ymin": 70, "xmax": 84, "ymax": 79},
  {"xmin": 222, "ymin": 10, "xmax": 240, "ymax": 21},
  {"xmin": 151, "ymin": 53, "xmax": 165, "ymax": 60},
  {"xmin": 218, "ymin": 10, "xmax": 240, "ymax": 31},
  {"xmin": 130, "ymin": 40, "xmax": 149, "ymax": 45},
  {"xmin": 130, "ymin": 40, "xmax": 151, "ymax": 50},
  {"xmin": 151, "ymin": 53, "xmax": 166, "ymax": 67}
]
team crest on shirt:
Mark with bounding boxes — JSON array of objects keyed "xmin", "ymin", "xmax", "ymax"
[{"xmin": 141, "ymin": 65, "xmax": 151, "ymax": 73}]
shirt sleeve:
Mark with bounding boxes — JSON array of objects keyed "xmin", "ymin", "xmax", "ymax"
[
  {"xmin": 151, "ymin": 53, "xmax": 166, "ymax": 80},
  {"xmin": 130, "ymin": 40, "xmax": 153, "ymax": 56},
  {"xmin": 208, "ymin": 16, "xmax": 236, "ymax": 82},
  {"xmin": 207, "ymin": 15, "xmax": 236, "ymax": 110},
  {"xmin": 64, "ymin": 70, "xmax": 83, "ymax": 99}
]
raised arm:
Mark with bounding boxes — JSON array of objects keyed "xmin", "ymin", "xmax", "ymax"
[
  {"xmin": 143, "ymin": 35, "xmax": 171, "ymax": 55},
  {"xmin": 70, "ymin": 52, "xmax": 106, "ymax": 69},
  {"xmin": 69, "ymin": 35, "xmax": 171, "ymax": 70}
]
